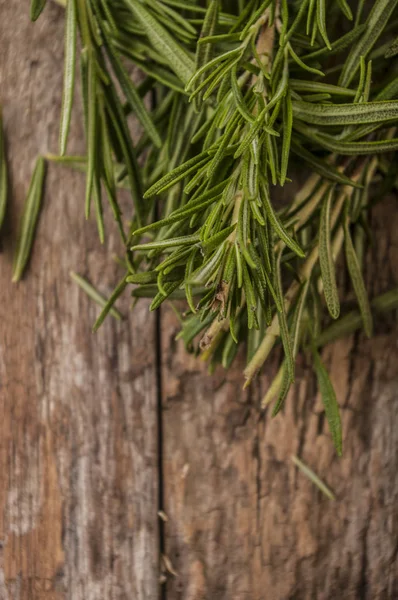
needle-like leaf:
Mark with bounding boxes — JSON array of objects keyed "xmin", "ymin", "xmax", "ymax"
[
  {"xmin": 339, "ymin": 0, "xmax": 398, "ymax": 87},
  {"xmin": 344, "ymin": 214, "xmax": 373, "ymax": 337},
  {"xmin": 30, "ymin": 0, "xmax": 47, "ymax": 21},
  {"xmin": 12, "ymin": 157, "xmax": 46, "ymax": 282},
  {"xmin": 319, "ymin": 188, "xmax": 340, "ymax": 319},
  {"xmin": 70, "ymin": 271, "xmax": 123, "ymax": 320},
  {"xmin": 59, "ymin": 0, "xmax": 77, "ymax": 156},
  {"xmin": 125, "ymin": 0, "xmax": 195, "ymax": 84},
  {"xmin": 312, "ymin": 348, "xmax": 343, "ymax": 456}
]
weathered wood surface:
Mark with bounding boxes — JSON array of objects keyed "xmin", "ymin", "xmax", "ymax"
[
  {"xmin": 0, "ymin": 3, "xmax": 158, "ymax": 599},
  {"xmin": 1, "ymin": 3, "xmax": 398, "ymax": 600},
  {"xmin": 162, "ymin": 195, "xmax": 398, "ymax": 600}
]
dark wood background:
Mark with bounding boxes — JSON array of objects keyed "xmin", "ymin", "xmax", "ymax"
[{"xmin": 0, "ymin": 3, "xmax": 397, "ymax": 599}]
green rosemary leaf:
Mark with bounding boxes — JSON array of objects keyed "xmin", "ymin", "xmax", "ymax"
[
  {"xmin": 141, "ymin": 284, "xmax": 207, "ymax": 301},
  {"xmin": 280, "ymin": 89, "xmax": 292, "ymax": 186},
  {"xmin": 288, "ymin": 44, "xmax": 324, "ymax": 77},
  {"xmin": 80, "ymin": 47, "xmax": 89, "ymax": 134},
  {"xmin": 150, "ymin": 280, "xmax": 183, "ymax": 310},
  {"xmin": 306, "ymin": 0, "xmax": 316, "ymax": 36},
  {"xmin": 336, "ymin": 0, "xmax": 353, "ymax": 20},
  {"xmin": 316, "ymin": 0, "xmax": 331, "ymax": 50},
  {"xmin": 194, "ymin": 0, "xmax": 219, "ymax": 108},
  {"xmin": 242, "ymin": 261, "xmax": 258, "ymax": 330},
  {"xmin": 198, "ymin": 33, "xmax": 241, "ymax": 45},
  {"xmin": 262, "ymin": 183, "xmax": 305, "ymax": 258},
  {"xmin": 301, "ymin": 93, "xmax": 331, "ymax": 102},
  {"xmin": 135, "ymin": 194, "xmax": 219, "ymax": 236},
  {"xmin": 191, "ymin": 244, "xmax": 225, "ymax": 284},
  {"xmin": 354, "ymin": 56, "xmax": 367, "ymax": 104},
  {"xmin": 151, "ymin": 1, "xmax": 197, "ymax": 36},
  {"xmin": 315, "ymin": 310, "xmax": 362, "ymax": 347},
  {"xmin": 93, "ymin": 276, "xmax": 128, "ymax": 331},
  {"xmin": 234, "ymin": 110, "xmax": 278, "ymax": 159},
  {"xmin": 125, "ymin": 0, "xmax": 195, "ymax": 84},
  {"xmin": 186, "ymin": 47, "xmax": 242, "ymax": 91},
  {"xmin": 235, "ymin": 243, "xmax": 243, "ymax": 288},
  {"xmin": 290, "ymin": 141, "xmax": 360, "ymax": 188},
  {"xmin": 302, "ymin": 23, "xmax": 366, "ymax": 61},
  {"xmin": 184, "ymin": 248, "xmax": 198, "ymax": 313},
  {"xmin": 30, "ymin": 0, "xmax": 47, "ymax": 21},
  {"xmin": 385, "ymin": 36, "xmax": 398, "ymax": 58},
  {"xmin": 12, "ymin": 157, "xmax": 46, "ymax": 282},
  {"xmin": 85, "ymin": 51, "xmax": 97, "ymax": 219},
  {"xmin": 96, "ymin": 16, "xmax": 162, "ymax": 148},
  {"xmin": 144, "ymin": 152, "xmax": 211, "ymax": 197},
  {"xmin": 131, "ymin": 233, "xmax": 200, "ymax": 252},
  {"xmin": 269, "ymin": 54, "xmax": 289, "ymax": 111},
  {"xmin": 272, "ymin": 280, "xmax": 309, "ymax": 416},
  {"xmin": 309, "ymin": 132, "xmax": 398, "ymax": 155},
  {"xmin": 70, "ymin": 271, "xmax": 123, "ymax": 320},
  {"xmin": 0, "ymin": 108, "xmax": 8, "ymax": 232},
  {"xmin": 59, "ymin": 0, "xmax": 77, "ymax": 156},
  {"xmin": 291, "ymin": 455, "xmax": 335, "ymax": 500},
  {"xmin": 312, "ymin": 348, "xmax": 342, "ymax": 456},
  {"xmin": 155, "ymin": 246, "xmax": 193, "ymax": 273},
  {"xmin": 201, "ymin": 224, "xmax": 236, "ymax": 253},
  {"xmin": 93, "ymin": 169, "xmax": 105, "ymax": 243},
  {"xmin": 292, "ymin": 99, "xmax": 398, "ymax": 126},
  {"xmin": 231, "ymin": 64, "xmax": 255, "ymax": 123},
  {"xmin": 275, "ymin": 250, "xmax": 294, "ymax": 383},
  {"xmin": 317, "ymin": 286, "xmax": 398, "ymax": 347},
  {"xmin": 99, "ymin": 97, "xmax": 126, "ymax": 242},
  {"xmin": 289, "ymin": 79, "xmax": 356, "ymax": 97},
  {"xmin": 362, "ymin": 60, "xmax": 372, "ymax": 104},
  {"xmin": 239, "ymin": 0, "xmax": 273, "ymax": 38},
  {"xmin": 127, "ymin": 271, "xmax": 160, "ymax": 284},
  {"xmin": 262, "ymin": 360, "xmax": 287, "ymax": 410},
  {"xmin": 344, "ymin": 215, "xmax": 373, "ymax": 337},
  {"xmin": 104, "ymin": 83, "xmax": 144, "ymax": 226},
  {"xmin": 339, "ymin": 0, "xmax": 398, "ymax": 87},
  {"xmin": 292, "ymin": 280, "xmax": 310, "ymax": 357},
  {"xmin": 319, "ymin": 188, "xmax": 340, "ymax": 319},
  {"xmin": 222, "ymin": 330, "xmax": 240, "ymax": 369}
]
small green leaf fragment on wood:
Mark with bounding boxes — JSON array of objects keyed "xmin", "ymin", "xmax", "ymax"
[
  {"xmin": 312, "ymin": 348, "xmax": 343, "ymax": 456},
  {"xmin": 70, "ymin": 271, "xmax": 123, "ymax": 321},
  {"xmin": 93, "ymin": 276, "xmax": 128, "ymax": 331},
  {"xmin": 291, "ymin": 455, "xmax": 336, "ymax": 500},
  {"xmin": 30, "ymin": 0, "xmax": 47, "ymax": 21},
  {"xmin": 12, "ymin": 157, "xmax": 46, "ymax": 282}
]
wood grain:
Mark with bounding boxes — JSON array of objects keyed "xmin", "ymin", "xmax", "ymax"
[
  {"xmin": 161, "ymin": 196, "xmax": 398, "ymax": 600},
  {"xmin": 2, "ymin": 3, "xmax": 398, "ymax": 600},
  {"xmin": 0, "ymin": 3, "xmax": 159, "ymax": 599}
]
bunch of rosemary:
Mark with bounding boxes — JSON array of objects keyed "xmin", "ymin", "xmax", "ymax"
[{"xmin": 11, "ymin": 0, "xmax": 398, "ymax": 454}]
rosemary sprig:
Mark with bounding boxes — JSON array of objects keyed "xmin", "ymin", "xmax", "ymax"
[{"xmin": 17, "ymin": 0, "xmax": 398, "ymax": 454}]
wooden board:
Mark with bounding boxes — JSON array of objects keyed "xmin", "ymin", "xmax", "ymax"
[
  {"xmin": 0, "ymin": 3, "xmax": 159, "ymax": 599},
  {"xmin": 161, "ymin": 196, "xmax": 398, "ymax": 600},
  {"xmin": 1, "ymin": 3, "xmax": 398, "ymax": 600}
]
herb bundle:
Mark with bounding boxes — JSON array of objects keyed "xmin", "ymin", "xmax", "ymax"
[{"xmin": 13, "ymin": 0, "xmax": 398, "ymax": 453}]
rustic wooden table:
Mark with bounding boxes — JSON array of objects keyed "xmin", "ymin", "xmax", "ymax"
[{"xmin": 1, "ymin": 3, "xmax": 397, "ymax": 599}]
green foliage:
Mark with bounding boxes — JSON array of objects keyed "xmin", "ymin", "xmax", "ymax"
[{"xmin": 16, "ymin": 0, "xmax": 398, "ymax": 454}]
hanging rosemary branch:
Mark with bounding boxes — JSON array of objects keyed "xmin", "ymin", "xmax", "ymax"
[{"xmin": 16, "ymin": 0, "xmax": 398, "ymax": 453}]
